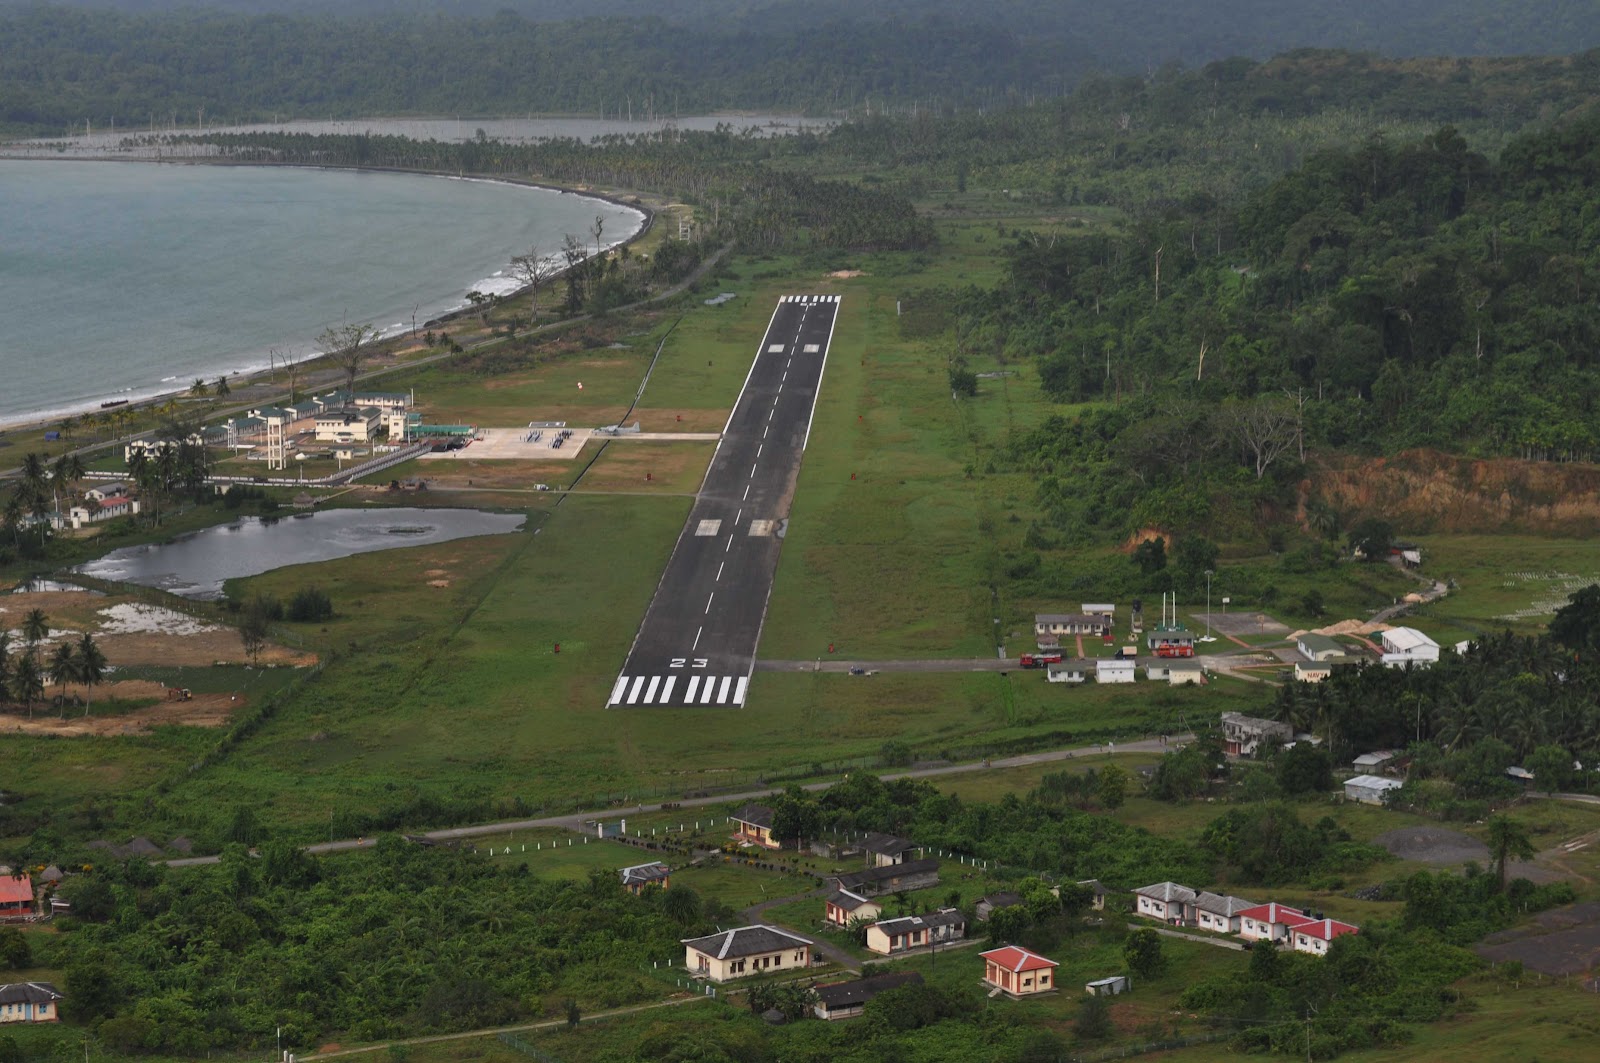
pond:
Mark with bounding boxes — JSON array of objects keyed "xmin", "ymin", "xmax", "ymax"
[{"xmin": 74, "ymin": 507, "xmax": 525, "ymax": 599}]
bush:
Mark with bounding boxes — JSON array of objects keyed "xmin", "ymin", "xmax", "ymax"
[{"xmin": 287, "ymin": 586, "xmax": 334, "ymax": 622}]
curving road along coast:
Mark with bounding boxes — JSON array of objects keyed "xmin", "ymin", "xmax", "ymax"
[{"xmin": 607, "ymin": 295, "xmax": 839, "ymax": 708}]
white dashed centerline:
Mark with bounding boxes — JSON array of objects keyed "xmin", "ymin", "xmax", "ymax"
[
  {"xmin": 692, "ymin": 626, "xmax": 702, "ymax": 650},
  {"xmin": 716, "ymin": 562, "xmax": 725, "ymax": 581},
  {"xmin": 705, "ymin": 593, "xmax": 715, "ymax": 614}
]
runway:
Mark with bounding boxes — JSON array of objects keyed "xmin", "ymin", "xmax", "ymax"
[{"xmin": 608, "ymin": 294, "xmax": 839, "ymax": 707}]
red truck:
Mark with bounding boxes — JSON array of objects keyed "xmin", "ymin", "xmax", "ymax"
[{"xmin": 1019, "ymin": 652, "xmax": 1064, "ymax": 669}]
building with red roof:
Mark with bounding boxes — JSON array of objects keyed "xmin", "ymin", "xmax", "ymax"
[
  {"xmin": 980, "ymin": 945, "xmax": 1059, "ymax": 997},
  {"xmin": 1237, "ymin": 902, "xmax": 1316, "ymax": 944},
  {"xmin": 0, "ymin": 876, "xmax": 33, "ymax": 922},
  {"xmin": 1290, "ymin": 917, "xmax": 1360, "ymax": 955}
]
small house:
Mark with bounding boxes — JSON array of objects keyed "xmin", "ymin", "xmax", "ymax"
[
  {"xmin": 1291, "ymin": 917, "xmax": 1359, "ymax": 955},
  {"xmin": 861, "ymin": 832, "xmax": 918, "ymax": 867},
  {"xmin": 350, "ymin": 391, "xmax": 412, "ymax": 411},
  {"xmin": 0, "ymin": 876, "xmax": 33, "ymax": 921},
  {"xmin": 1191, "ymin": 892, "xmax": 1256, "ymax": 934},
  {"xmin": 1296, "ymin": 633, "xmax": 1345, "ymax": 662},
  {"xmin": 1085, "ymin": 975, "xmax": 1129, "ymax": 997},
  {"xmin": 682, "ymin": 925, "xmax": 813, "ymax": 983},
  {"xmin": 1096, "ymin": 658, "xmax": 1136, "ymax": 684},
  {"xmin": 84, "ymin": 482, "xmax": 129, "ymax": 503},
  {"xmin": 1351, "ymin": 750, "xmax": 1398, "ymax": 773},
  {"xmin": 1294, "ymin": 661, "xmax": 1332, "ymax": 683},
  {"xmin": 1238, "ymin": 902, "xmax": 1315, "ymax": 945},
  {"xmin": 975, "ymin": 891, "xmax": 1023, "ymax": 921},
  {"xmin": 865, "ymin": 910, "xmax": 966, "ymax": 955},
  {"xmin": 1344, "ymin": 775, "xmax": 1402, "ymax": 805},
  {"xmin": 1046, "ymin": 660, "xmax": 1091, "ymax": 684},
  {"xmin": 618, "ymin": 861, "xmax": 671, "ymax": 895},
  {"xmin": 1220, "ymin": 712, "xmax": 1293, "ymax": 757},
  {"xmin": 981, "ymin": 945, "xmax": 1059, "ymax": 998},
  {"xmin": 824, "ymin": 888, "xmax": 882, "ymax": 927},
  {"xmin": 1069, "ymin": 879, "xmax": 1109, "ymax": 911},
  {"xmin": 812, "ymin": 971, "xmax": 923, "ymax": 1021},
  {"xmin": 730, "ymin": 803, "xmax": 780, "ymax": 849},
  {"xmin": 0, "ymin": 983, "xmax": 63, "ymax": 1024},
  {"xmin": 1165, "ymin": 660, "xmax": 1205, "ymax": 685},
  {"xmin": 830, "ymin": 858, "xmax": 940, "ymax": 897},
  {"xmin": 1081, "ymin": 603, "xmax": 1116, "ymax": 620},
  {"xmin": 1380, "ymin": 627, "xmax": 1439, "ymax": 668},
  {"xmin": 1132, "ymin": 882, "xmax": 1195, "ymax": 924}
]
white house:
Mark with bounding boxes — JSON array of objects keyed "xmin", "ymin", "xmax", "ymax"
[
  {"xmin": 1238, "ymin": 902, "xmax": 1316, "ymax": 944},
  {"xmin": 1096, "ymin": 658, "xmax": 1136, "ymax": 684},
  {"xmin": 1082, "ymin": 603, "xmax": 1116, "ymax": 620},
  {"xmin": 1191, "ymin": 892, "xmax": 1256, "ymax": 934},
  {"xmin": 1291, "ymin": 917, "xmax": 1359, "ymax": 955},
  {"xmin": 1380, "ymin": 626, "xmax": 1439, "ymax": 668},
  {"xmin": 682, "ymin": 925, "xmax": 812, "ymax": 982},
  {"xmin": 1344, "ymin": 775, "xmax": 1403, "ymax": 805},
  {"xmin": 1046, "ymin": 660, "xmax": 1091, "ymax": 684},
  {"xmin": 1036, "ymin": 613, "xmax": 1112, "ymax": 641},
  {"xmin": 1132, "ymin": 882, "xmax": 1195, "ymax": 923},
  {"xmin": 1165, "ymin": 660, "xmax": 1205, "ymax": 685},
  {"xmin": 84, "ymin": 483, "xmax": 129, "ymax": 503},
  {"xmin": 65, "ymin": 496, "xmax": 140, "ymax": 529}
]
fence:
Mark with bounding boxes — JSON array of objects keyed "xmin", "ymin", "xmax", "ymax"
[{"xmin": 496, "ymin": 1033, "xmax": 563, "ymax": 1062}]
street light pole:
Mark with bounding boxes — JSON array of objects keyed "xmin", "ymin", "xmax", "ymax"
[{"xmin": 1205, "ymin": 570, "xmax": 1215, "ymax": 641}]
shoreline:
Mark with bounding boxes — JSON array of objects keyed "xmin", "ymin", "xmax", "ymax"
[{"xmin": 0, "ymin": 158, "xmax": 651, "ymax": 435}]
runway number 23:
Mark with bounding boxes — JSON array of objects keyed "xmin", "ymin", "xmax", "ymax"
[{"xmin": 670, "ymin": 658, "xmax": 710, "ymax": 669}]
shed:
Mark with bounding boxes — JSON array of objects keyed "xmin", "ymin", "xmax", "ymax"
[
  {"xmin": 1096, "ymin": 659, "xmax": 1136, "ymax": 684},
  {"xmin": 1165, "ymin": 660, "xmax": 1204, "ymax": 685},
  {"xmin": 1351, "ymin": 750, "xmax": 1398, "ymax": 772},
  {"xmin": 1085, "ymin": 975, "xmax": 1130, "ymax": 997},
  {"xmin": 1344, "ymin": 775, "xmax": 1402, "ymax": 805}
]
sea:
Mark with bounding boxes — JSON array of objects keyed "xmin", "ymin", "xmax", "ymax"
[{"xmin": 0, "ymin": 155, "xmax": 647, "ymax": 428}]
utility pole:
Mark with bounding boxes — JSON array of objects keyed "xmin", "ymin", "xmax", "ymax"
[{"xmin": 1204, "ymin": 570, "xmax": 1215, "ymax": 642}]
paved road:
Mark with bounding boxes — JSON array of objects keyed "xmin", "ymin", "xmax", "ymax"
[
  {"xmin": 608, "ymin": 295, "xmax": 840, "ymax": 708},
  {"xmin": 165, "ymin": 734, "xmax": 1190, "ymax": 868}
]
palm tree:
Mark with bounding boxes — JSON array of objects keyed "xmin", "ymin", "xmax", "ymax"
[
  {"xmin": 21, "ymin": 609, "xmax": 49, "ymax": 646},
  {"xmin": 189, "ymin": 378, "xmax": 210, "ymax": 398},
  {"xmin": 10, "ymin": 650, "xmax": 44, "ymax": 720},
  {"xmin": 48, "ymin": 642, "xmax": 75, "ymax": 717},
  {"xmin": 1486, "ymin": 815, "xmax": 1537, "ymax": 892},
  {"xmin": 76, "ymin": 633, "xmax": 108, "ymax": 717},
  {"xmin": 214, "ymin": 376, "xmax": 231, "ymax": 398}
]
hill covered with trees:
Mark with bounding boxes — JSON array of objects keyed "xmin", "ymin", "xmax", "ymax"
[{"xmin": 4, "ymin": 0, "xmax": 1600, "ymax": 133}]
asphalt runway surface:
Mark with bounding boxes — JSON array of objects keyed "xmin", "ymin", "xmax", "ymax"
[{"xmin": 608, "ymin": 294, "xmax": 839, "ymax": 707}]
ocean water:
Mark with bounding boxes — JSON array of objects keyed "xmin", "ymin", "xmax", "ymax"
[{"xmin": 0, "ymin": 160, "xmax": 643, "ymax": 427}]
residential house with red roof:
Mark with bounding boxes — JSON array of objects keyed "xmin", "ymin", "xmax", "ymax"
[
  {"xmin": 0, "ymin": 876, "xmax": 32, "ymax": 922},
  {"xmin": 1238, "ymin": 902, "xmax": 1318, "ymax": 944},
  {"xmin": 1291, "ymin": 917, "xmax": 1360, "ymax": 955},
  {"xmin": 980, "ymin": 946, "xmax": 1059, "ymax": 997}
]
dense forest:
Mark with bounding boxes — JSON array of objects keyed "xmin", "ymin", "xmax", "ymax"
[
  {"xmin": 4, "ymin": 1, "xmax": 1600, "ymax": 133},
  {"xmin": 942, "ymin": 104, "xmax": 1600, "ymax": 548}
]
